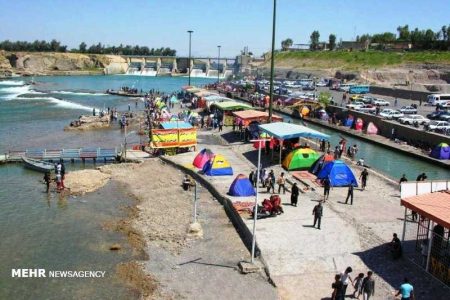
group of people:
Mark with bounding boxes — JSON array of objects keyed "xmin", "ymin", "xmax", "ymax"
[{"xmin": 43, "ymin": 161, "xmax": 65, "ymax": 192}]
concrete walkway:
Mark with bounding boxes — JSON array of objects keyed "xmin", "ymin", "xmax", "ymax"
[{"xmin": 165, "ymin": 128, "xmax": 450, "ymax": 300}]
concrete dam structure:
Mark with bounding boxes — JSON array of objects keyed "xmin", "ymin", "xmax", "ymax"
[{"xmin": 119, "ymin": 55, "xmax": 237, "ymax": 78}]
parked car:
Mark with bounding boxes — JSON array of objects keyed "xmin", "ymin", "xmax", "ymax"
[
  {"xmin": 371, "ymin": 98, "xmax": 390, "ymax": 106},
  {"xmin": 302, "ymin": 85, "xmax": 315, "ymax": 91},
  {"xmin": 398, "ymin": 114, "xmax": 430, "ymax": 125},
  {"xmin": 400, "ymin": 105, "xmax": 418, "ymax": 114},
  {"xmin": 439, "ymin": 114, "xmax": 450, "ymax": 122},
  {"xmin": 350, "ymin": 95, "xmax": 364, "ymax": 101},
  {"xmin": 361, "ymin": 96, "xmax": 377, "ymax": 104},
  {"xmin": 346, "ymin": 101, "xmax": 364, "ymax": 109},
  {"xmin": 426, "ymin": 111, "xmax": 450, "ymax": 120},
  {"xmin": 441, "ymin": 101, "xmax": 450, "ymax": 108},
  {"xmin": 380, "ymin": 109, "xmax": 404, "ymax": 120},
  {"xmin": 316, "ymin": 81, "xmax": 327, "ymax": 87},
  {"xmin": 424, "ymin": 120, "xmax": 450, "ymax": 132},
  {"xmin": 356, "ymin": 104, "xmax": 376, "ymax": 113}
]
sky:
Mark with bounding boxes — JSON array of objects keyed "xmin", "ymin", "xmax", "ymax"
[{"xmin": 0, "ymin": 0, "xmax": 449, "ymax": 57}]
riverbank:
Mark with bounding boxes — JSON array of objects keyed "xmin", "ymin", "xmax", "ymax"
[{"xmin": 229, "ymin": 93, "xmax": 450, "ymax": 172}]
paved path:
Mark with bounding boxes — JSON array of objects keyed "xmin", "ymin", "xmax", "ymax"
[{"xmin": 166, "ymin": 128, "xmax": 450, "ymax": 300}]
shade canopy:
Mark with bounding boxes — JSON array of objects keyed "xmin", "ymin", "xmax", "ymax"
[
  {"xmin": 211, "ymin": 101, "xmax": 252, "ymax": 111},
  {"xmin": 159, "ymin": 121, "xmax": 193, "ymax": 129},
  {"xmin": 258, "ymin": 122, "xmax": 330, "ymax": 140},
  {"xmin": 401, "ymin": 191, "xmax": 450, "ymax": 228}
]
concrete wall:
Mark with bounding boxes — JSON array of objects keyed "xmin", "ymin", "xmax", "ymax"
[
  {"xmin": 370, "ymin": 86, "xmax": 430, "ymax": 103},
  {"xmin": 326, "ymin": 105, "xmax": 450, "ymax": 148}
]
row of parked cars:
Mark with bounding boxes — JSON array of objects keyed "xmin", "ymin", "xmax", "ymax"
[{"xmin": 346, "ymin": 95, "xmax": 450, "ymax": 135}]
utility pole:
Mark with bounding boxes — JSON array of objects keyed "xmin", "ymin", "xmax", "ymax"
[
  {"xmin": 268, "ymin": 0, "xmax": 277, "ymax": 123},
  {"xmin": 187, "ymin": 30, "xmax": 193, "ymax": 86}
]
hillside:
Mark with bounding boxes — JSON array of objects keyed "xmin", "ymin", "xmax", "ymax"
[
  {"xmin": 0, "ymin": 51, "xmax": 128, "ymax": 77},
  {"xmin": 256, "ymin": 51, "xmax": 450, "ymax": 92}
]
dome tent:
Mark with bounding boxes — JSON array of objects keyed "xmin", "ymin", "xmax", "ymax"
[
  {"xmin": 228, "ymin": 174, "xmax": 256, "ymax": 196},
  {"xmin": 317, "ymin": 160, "xmax": 358, "ymax": 187},
  {"xmin": 193, "ymin": 148, "xmax": 214, "ymax": 169},
  {"xmin": 202, "ymin": 154, "xmax": 233, "ymax": 176},
  {"xmin": 430, "ymin": 143, "xmax": 450, "ymax": 160},
  {"xmin": 282, "ymin": 148, "xmax": 320, "ymax": 170}
]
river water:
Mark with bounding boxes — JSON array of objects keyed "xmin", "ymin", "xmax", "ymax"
[
  {"xmin": 0, "ymin": 75, "xmax": 448, "ymax": 299},
  {"xmin": 0, "ymin": 75, "xmax": 214, "ymax": 299}
]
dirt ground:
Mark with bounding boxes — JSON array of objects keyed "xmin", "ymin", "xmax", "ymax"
[{"xmin": 69, "ymin": 159, "xmax": 277, "ymax": 299}]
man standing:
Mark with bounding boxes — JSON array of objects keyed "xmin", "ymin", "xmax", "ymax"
[
  {"xmin": 360, "ymin": 168, "xmax": 369, "ymax": 190},
  {"xmin": 345, "ymin": 182, "xmax": 354, "ymax": 205},
  {"xmin": 312, "ymin": 201, "xmax": 323, "ymax": 230},
  {"xmin": 277, "ymin": 172, "xmax": 286, "ymax": 194},
  {"xmin": 361, "ymin": 271, "xmax": 375, "ymax": 300},
  {"xmin": 43, "ymin": 172, "xmax": 51, "ymax": 193},
  {"xmin": 340, "ymin": 267, "xmax": 354, "ymax": 297},
  {"xmin": 291, "ymin": 183, "xmax": 299, "ymax": 207},
  {"xmin": 323, "ymin": 177, "xmax": 331, "ymax": 200},
  {"xmin": 249, "ymin": 170, "xmax": 255, "ymax": 187},
  {"xmin": 395, "ymin": 278, "xmax": 415, "ymax": 300}
]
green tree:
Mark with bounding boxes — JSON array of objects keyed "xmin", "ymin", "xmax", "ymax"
[
  {"xmin": 396, "ymin": 25, "xmax": 410, "ymax": 41},
  {"xmin": 281, "ymin": 38, "xmax": 293, "ymax": 51},
  {"xmin": 441, "ymin": 25, "xmax": 448, "ymax": 41},
  {"xmin": 318, "ymin": 91, "xmax": 331, "ymax": 107},
  {"xmin": 328, "ymin": 34, "xmax": 336, "ymax": 50},
  {"xmin": 310, "ymin": 30, "xmax": 320, "ymax": 50},
  {"xmin": 79, "ymin": 42, "xmax": 87, "ymax": 53}
]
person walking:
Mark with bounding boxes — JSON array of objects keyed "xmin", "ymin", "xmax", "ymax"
[
  {"xmin": 312, "ymin": 201, "xmax": 323, "ymax": 230},
  {"xmin": 345, "ymin": 181, "xmax": 354, "ymax": 205},
  {"xmin": 361, "ymin": 271, "xmax": 375, "ymax": 300},
  {"xmin": 218, "ymin": 119, "xmax": 223, "ymax": 132},
  {"xmin": 249, "ymin": 170, "xmax": 255, "ymax": 187},
  {"xmin": 277, "ymin": 172, "xmax": 286, "ymax": 194},
  {"xmin": 353, "ymin": 273, "xmax": 364, "ymax": 299},
  {"xmin": 340, "ymin": 267, "xmax": 354, "ymax": 297},
  {"xmin": 43, "ymin": 172, "xmax": 51, "ymax": 193},
  {"xmin": 267, "ymin": 170, "xmax": 275, "ymax": 194},
  {"xmin": 395, "ymin": 278, "xmax": 415, "ymax": 300},
  {"xmin": 332, "ymin": 274, "xmax": 344, "ymax": 300},
  {"xmin": 291, "ymin": 183, "xmax": 299, "ymax": 206},
  {"xmin": 360, "ymin": 168, "xmax": 369, "ymax": 190},
  {"xmin": 323, "ymin": 177, "xmax": 331, "ymax": 200},
  {"xmin": 60, "ymin": 161, "xmax": 66, "ymax": 189}
]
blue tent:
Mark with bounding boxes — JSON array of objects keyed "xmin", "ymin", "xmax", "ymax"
[
  {"xmin": 317, "ymin": 160, "xmax": 358, "ymax": 187},
  {"xmin": 228, "ymin": 174, "xmax": 256, "ymax": 196},
  {"xmin": 202, "ymin": 154, "xmax": 233, "ymax": 176}
]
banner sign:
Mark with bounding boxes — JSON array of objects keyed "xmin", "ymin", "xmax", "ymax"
[{"xmin": 151, "ymin": 128, "xmax": 197, "ymax": 148}]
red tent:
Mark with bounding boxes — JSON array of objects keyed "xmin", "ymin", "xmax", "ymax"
[{"xmin": 193, "ymin": 148, "xmax": 214, "ymax": 169}]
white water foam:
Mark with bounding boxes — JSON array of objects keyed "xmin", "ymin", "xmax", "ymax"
[
  {"xmin": 0, "ymin": 85, "xmax": 46, "ymax": 100},
  {"xmin": 15, "ymin": 96, "xmax": 96, "ymax": 111},
  {"xmin": 50, "ymin": 90, "xmax": 108, "ymax": 96},
  {"xmin": 0, "ymin": 80, "xmax": 25, "ymax": 86}
]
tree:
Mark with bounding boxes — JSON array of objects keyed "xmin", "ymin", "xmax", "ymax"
[
  {"xmin": 396, "ymin": 25, "xmax": 410, "ymax": 41},
  {"xmin": 318, "ymin": 91, "xmax": 331, "ymax": 107},
  {"xmin": 79, "ymin": 42, "xmax": 87, "ymax": 53},
  {"xmin": 281, "ymin": 38, "xmax": 293, "ymax": 51},
  {"xmin": 442, "ymin": 25, "xmax": 448, "ymax": 41},
  {"xmin": 328, "ymin": 34, "xmax": 336, "ymax": 50},
  {"xmin": 310, "ymin": 30, "xmax": 320, "ymax": 50}
]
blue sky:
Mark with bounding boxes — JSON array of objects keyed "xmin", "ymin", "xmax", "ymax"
[{"xmin": 0, "ymin": 0, "xmax": 449, "ymax": 57}]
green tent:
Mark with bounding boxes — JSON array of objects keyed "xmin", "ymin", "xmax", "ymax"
[{"xmin": 282, "ymin": 148, "xmax": 320, "ymax": 170}]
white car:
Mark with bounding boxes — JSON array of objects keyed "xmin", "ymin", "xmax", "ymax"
[
  {"xmin": 380, "ymin": 109, "xmax": 404, "ymax": 119},
  {"xmin": 356, "ymin": 104, "xmax": 376, "ymax": 113},
  {"xmin": 398, "ymin": 114, "xmax": 430, "ymax": 125},
  {"xmin": 346, "ymin": 101, "xmax": 364, "ymax": 109},
  {"xmin": 316, "ymin": 81, "xmax": 327, "ymax": 87},
  {"xmin": 362, "ymin": 96, "xmax": 377, "ymax": 104},
  {"xmin": 400, "ymin": 106, "xmax": 418, "ymax": 114},
  {"xmin": 425, "ymin": 120, "xmax": 450, "ymax": 132},
  {"xmin": 441, "ymin": 101, "xmax": 450, "ymax": 108},
  {"xmin": 372, "ymin": 98, "xmax": 390, "ymax": 106}
]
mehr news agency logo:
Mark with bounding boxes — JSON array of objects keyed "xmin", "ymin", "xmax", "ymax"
[{"xmin": 12, "ymin": 269, "xmax": 106, "ymax": 278}]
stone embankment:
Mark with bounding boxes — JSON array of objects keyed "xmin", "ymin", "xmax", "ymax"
[
  {"xmin": 65, "ymin": 115, "xmax": 111, "ymax": 131},
  {"xmin": 0, "ymin": 50, "xmax": 128, "ymax": 77}
]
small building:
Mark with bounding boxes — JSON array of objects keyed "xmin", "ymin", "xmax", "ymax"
[
  {"xmin": 339, "ymin": 41, "xmax": 367, "ymax": 51},
  {"xmin": 400, "ymin": 180, "xmax": 450, "ymax": 286}
]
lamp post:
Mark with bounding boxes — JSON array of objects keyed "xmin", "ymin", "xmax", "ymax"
[
  {"xmin": 217, "ymin": 45, "xmax": 221, "ymax": 84},
  {"xmin": 268, "ymin": 0, "xmax": 277, "ymax": 123},
  {"xmin": 249, "ymin": 138, "xmax": 269, "ymax": 263},
  {"xmin": 187, "ymin": 30, "xmax": 193, "ymax": 86}
]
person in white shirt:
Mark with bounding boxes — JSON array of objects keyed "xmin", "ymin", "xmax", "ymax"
[{"xmin": 340, "ymin": 267, "xmax": 354, "ymax": 297}]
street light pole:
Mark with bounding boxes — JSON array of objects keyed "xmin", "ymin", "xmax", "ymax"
[
  {"xmin": 217, "ymin": 45, "xmax": 221, "ymax": 84},
  {"xmin": 187, "ymin": 30, "xmax": 193, "ymax": 86},
  {"xmin": 268, "ymin": 0, "xmax": 277, "ymax": 123}
]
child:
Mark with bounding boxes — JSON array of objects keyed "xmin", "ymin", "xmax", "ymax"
[{"xmin": 353, "ymin": 273, "xmax": 364, "ymax": 299}]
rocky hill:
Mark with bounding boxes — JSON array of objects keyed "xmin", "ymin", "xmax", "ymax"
[{"xmin": 0, "ymin": 51, "xmax": 128, "ymax": 77}]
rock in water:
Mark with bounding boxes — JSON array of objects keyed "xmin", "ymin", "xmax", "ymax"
[{"xmin": 109, "ymin": 243, "xmax": 121, "ymax": 251}]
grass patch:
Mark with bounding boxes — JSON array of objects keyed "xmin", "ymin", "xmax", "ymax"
[{"xmin": 275, "ymin": 51, "xmax": 450, "ymax": 70}]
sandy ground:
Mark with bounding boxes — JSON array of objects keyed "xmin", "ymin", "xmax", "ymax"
[{"xmin": 66, "ymin": 159, "xmax": 276, "ymax": 299}]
